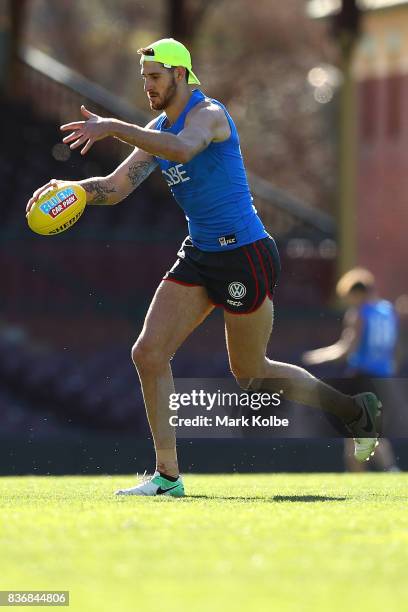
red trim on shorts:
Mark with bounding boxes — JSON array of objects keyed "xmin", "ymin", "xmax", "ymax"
[
  {"xmin": 162, "ymin": 278, "xmax": 202, "ymax": 287},
  {"xmin": 259, "ymin": 241, "xmax": 276, "ymax": 288},
  {"xmin": 243, "ymin": 246, "xmax": 259, "ymax": 311},
  {"xmin": 253, "ymin": 242, "xmax": 272, "ymax": 299},
  {"xmin": 211, "ymin": 293, "xmax": 271, "ymax": 315}
]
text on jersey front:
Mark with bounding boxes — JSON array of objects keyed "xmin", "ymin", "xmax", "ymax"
[{"xmin": 162, "ymin": 164, "xmax": 191, "ymax": 187}]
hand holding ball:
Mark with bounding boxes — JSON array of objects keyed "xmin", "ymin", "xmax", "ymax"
[{"xmin": 26, "ymin": 181, "xmax": 86, "ymax": 236}]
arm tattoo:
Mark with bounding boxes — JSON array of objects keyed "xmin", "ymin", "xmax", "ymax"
[
  {"xmin": 83, "ymin": 180, "xmax": 117, "ymax": 205},
  {"xmin": 127, "ymin": 160, "xmax": 156, "ymax": 188}
]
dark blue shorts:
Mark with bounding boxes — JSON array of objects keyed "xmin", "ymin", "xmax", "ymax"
[{"xmin": 163, "ymin": 236, "xmax": 281, "ymax": 314}]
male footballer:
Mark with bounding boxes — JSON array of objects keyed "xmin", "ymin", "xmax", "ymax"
[{"xmin": 27, "ymin": 39, "xmax": 382, "ymax": 496}]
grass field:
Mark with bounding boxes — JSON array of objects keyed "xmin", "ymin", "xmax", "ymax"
[{"xmin": 1, "ymin": 474, "xmax": 407, "ymax": 612}]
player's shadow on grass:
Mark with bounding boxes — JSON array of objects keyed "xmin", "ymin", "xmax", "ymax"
[
  {"xmin": 187, "ymin": 495, "xmax": 347, "ymax": 502},
  {"xmin": 272, "ymin": 495, "xmax": 346, "ymax": 503}
]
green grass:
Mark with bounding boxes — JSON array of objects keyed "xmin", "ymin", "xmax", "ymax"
[{"xmin": 1, "ymin": 474, "xmax": 407, "ymax": 612}]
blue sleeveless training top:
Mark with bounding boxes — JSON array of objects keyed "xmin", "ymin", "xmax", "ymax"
[
  {"xmin": 153, "ymin": 89, "xmax": 268, "ymax": 251},
  {"xmin": 347, "ymin": 300, "xmax": 398, "ymax": 376}
]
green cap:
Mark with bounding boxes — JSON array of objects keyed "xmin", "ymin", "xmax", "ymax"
[{"xmin": 139, "ymin": 38, "xmax": 200, "ymax": 85}]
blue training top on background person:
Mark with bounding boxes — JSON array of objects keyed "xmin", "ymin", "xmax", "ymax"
[{"xmin": 347, "ymin": 300, "xmax": 398, "ymax": 376}]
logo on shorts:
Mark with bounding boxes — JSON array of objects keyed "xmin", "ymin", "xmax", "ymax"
[
  {"xmin": 228, "ymin": 282, "xmax": 246, "ymax": 299},
  {"xmin": 219, "ymin": 234, "xmax": 237, "ymax": 247},
  {"xmin": 227, "ymin": 299, "xmax": 243, "ymax": 307}
]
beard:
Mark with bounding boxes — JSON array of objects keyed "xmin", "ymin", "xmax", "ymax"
[{"xmin": 149, "ymin": 75, "xmax": 177, "ymax": 110}]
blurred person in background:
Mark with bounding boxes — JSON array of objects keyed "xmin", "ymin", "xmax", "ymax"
[
  {"xmin": 27, "ymin": 39, "xmax": 382, "ymax": 496},
  {"xmin": 303, "ymin": 267, "xmax": 400, "ymax": 472}
]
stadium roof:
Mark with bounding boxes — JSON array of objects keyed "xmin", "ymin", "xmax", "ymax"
[{"xmin": 307, "ymin": 0, "xmax": 408, "ymax": 19}]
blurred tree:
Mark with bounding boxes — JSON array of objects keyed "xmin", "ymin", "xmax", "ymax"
[
  {"xmin": 166, "ymin": 0, "xmax": 216, "ymax": 47},
  {"xmin": 1, "ymin": 0, "xmax": 28, "ymax": 95},
  {"xmin": 331, "ymin": 0, "xmax": 361, "ymax": 42},
  {"xmin": 329, "ymin": 0, "xmax": 362, "ymax": 274},
  {"xmin": 23, "ymin": 0, "xmax": 166, "ymax": 102},
  {"xmin": 197, "ymin": 0, "xmax": 338, "ymax": 213}
]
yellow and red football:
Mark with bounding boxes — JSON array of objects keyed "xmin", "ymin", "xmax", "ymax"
[{"xmin": 27, "ymin": 183, "xmax": 86, "ymax": 236}]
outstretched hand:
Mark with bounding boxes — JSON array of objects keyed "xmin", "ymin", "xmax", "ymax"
[
  {"xmin": 60, "ymin": 105, "xmax": 111, "ymax": 155},
  {"xmin": 301, "ymin": 350, "xmax": 322, "ymax": 366},
  {"xmin": 302, "ymin": 347, "xmax": 332, "ymax": 366}
]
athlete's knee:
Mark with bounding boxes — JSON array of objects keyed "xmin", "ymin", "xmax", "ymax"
[
  {"xmin": 235, "ymin": 377, "xmax": 263, "ymax": 391},
  {"xmin": 265, "ymin": 358, "xmax": 314, "ymax": 380},
  {"xmin": 131, "ymin": 337, "xmax": 168, "ymax": 374},
  {"xmin": 229, "ymin": 361, "xmax": 266, "ymax": 390}
]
